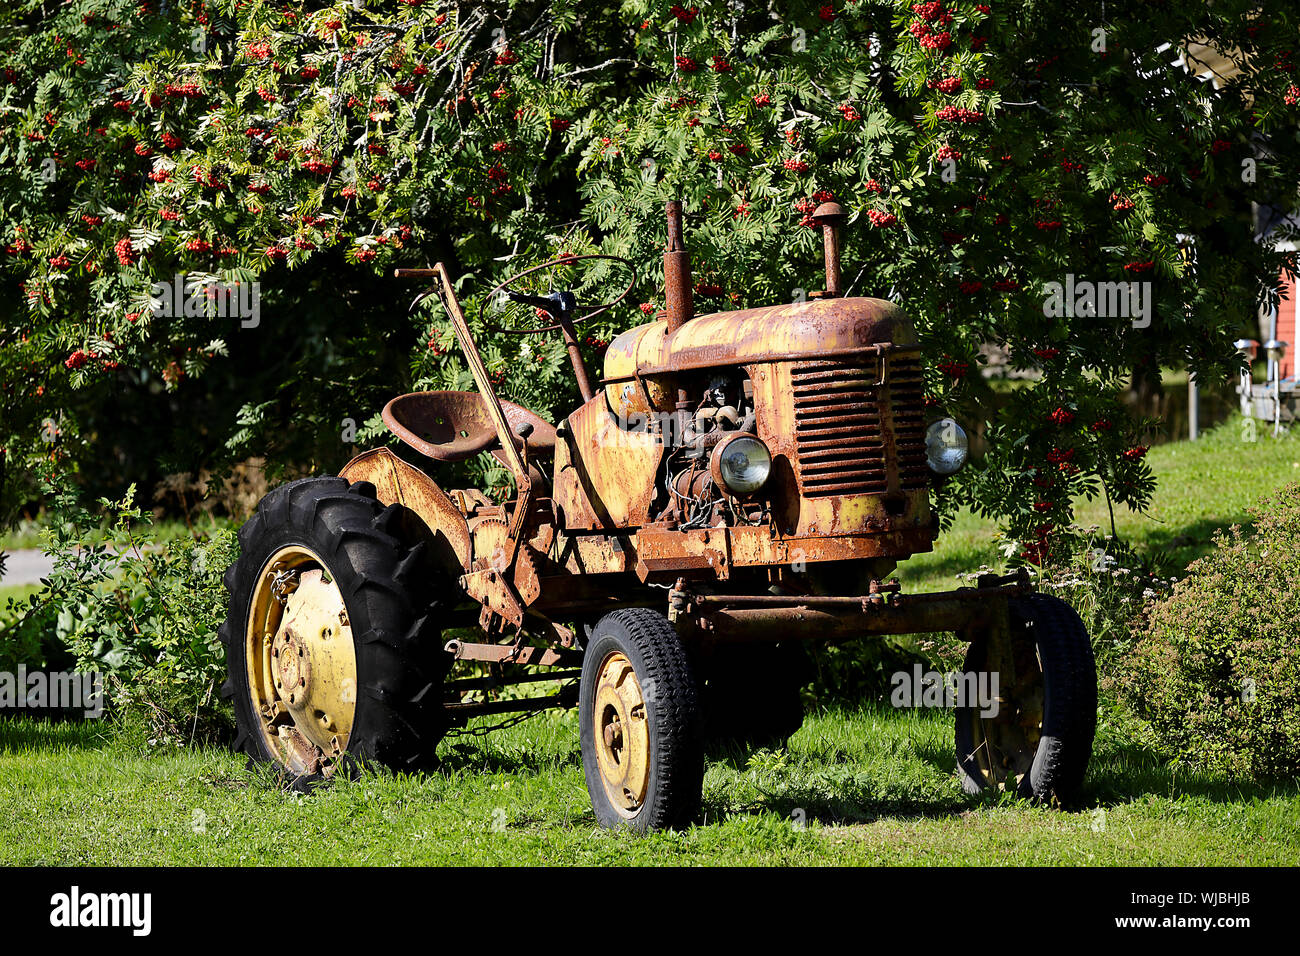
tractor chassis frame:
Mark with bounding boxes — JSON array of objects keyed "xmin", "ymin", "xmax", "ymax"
[{"xmin": 438, "ymin": 570, "xmax": 1031, "ymax": 722}]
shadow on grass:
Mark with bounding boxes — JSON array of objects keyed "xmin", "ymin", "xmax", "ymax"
[
  {"xmin": 1125, "ymin": 514, "xmax": 1253, "ymax": 575},
  {"xmin": 702, "ymin": 702, "xmax": 1298, "ymax": 829},
  {"xmin": 702, "ymin": 782, "xmax": 979, "ymax": 829},
  {"xmin": 1082, "ymin": 736, "xmax": 1300, "ymax": 808},
  {"xmin": 436, "ymin": 740, "xmax": 581, "ymax": 776}
]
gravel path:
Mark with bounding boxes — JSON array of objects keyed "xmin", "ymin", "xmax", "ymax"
[{"xmin": 0, "ymin": 550, "xmax": 55, "ymax": 587}]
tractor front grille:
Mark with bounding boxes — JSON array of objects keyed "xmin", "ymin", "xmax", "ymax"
[{"xmin": 790, "ymin": 351, "xmax": 928, "ymax": 497}]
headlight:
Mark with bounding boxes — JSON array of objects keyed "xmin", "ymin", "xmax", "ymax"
[
  {"xmin": 710, "ymin": 434, "xmax": 772, "ymax": 495},
  {"xmin": 925, "ymin": 418, "xmax": 969, "ymax": 475}
]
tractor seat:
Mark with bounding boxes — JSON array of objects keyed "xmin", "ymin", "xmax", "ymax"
[{"xmin": 382, "ymin": 391, "xmax": 557, "ymax": 463}]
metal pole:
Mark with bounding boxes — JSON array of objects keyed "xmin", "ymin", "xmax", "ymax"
[
  {"xmin": 1235, "ymin": 339, "xmax": 1255, "ymax": 417},
  {"xmin": 1269, "ymin": 302, "xmax": 1278, "ymax": 388},
  {"xmin": 1188, "ymin": 371, "xmax": 1198, "ymax": 440},
  {"xmin": 1275, "ymin": 363, "xmax": 1283, "ymax": 437},
  {"xmin": 812, "ymin": 202, "xmax": 846, "ymax": 297}
]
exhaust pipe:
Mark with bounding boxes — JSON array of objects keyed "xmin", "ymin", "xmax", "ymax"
[
  {"xmin": 812, "ymin": 202, "xmax": 847, "ymax": 298},
  {"xmin": 664, "ymin": 200, "xmax": 694, "ymax": 335},
  {"xmin": 662, "ymin": 200, "xmax": 697, "ymax": 468}
]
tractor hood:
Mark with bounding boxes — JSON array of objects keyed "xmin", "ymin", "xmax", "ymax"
[{"xmin": 603, "ymin": 296, "xmax": 915, "ymax": 383}]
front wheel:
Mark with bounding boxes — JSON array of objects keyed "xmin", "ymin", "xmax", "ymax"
[
  {"xmin": 954, "ymin": 593, "xmax": 1097, "ymax": 804},
  {"xmin": 579, "ymin": 608, "xmax": 704, "ymax": 832}
]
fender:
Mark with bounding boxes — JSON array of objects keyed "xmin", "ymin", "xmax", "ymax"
[{"xmin": 338, "ymin": 447, "xmax": 472, "ymax": 575}]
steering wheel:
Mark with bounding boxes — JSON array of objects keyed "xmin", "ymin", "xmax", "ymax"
[{"xmin": 480, "ymin": 254, "xmax": 635, "ymax": 335}]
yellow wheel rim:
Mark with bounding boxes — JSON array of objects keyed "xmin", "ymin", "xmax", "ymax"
[
  {"xmin": 245, "ymin": 545, "xmax": 358, "ymax": 778},
  {"xmin": 592, "ymin": 651, "xmax": 651, "ymax": 816},
  {"xmin": 969, "ymin": 644, "xmax": 1044, "ymax": 789}
]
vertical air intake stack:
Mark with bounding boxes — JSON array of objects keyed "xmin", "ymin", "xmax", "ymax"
[
  {"xmin": 813, "ymin": 202, "xmax": 846, "ymax": 297},
  {"xmin": 664, "ymin": 200, "xmax": 695, "ymax": 335}
]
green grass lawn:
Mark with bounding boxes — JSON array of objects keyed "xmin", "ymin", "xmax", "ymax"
[
  {"xmin": 2, "ymin": 709, "xmax": 1296, "ymax": 866},
  {"xmin": 0, "ymin": 514, "xmax": 232, "ymax": 552},
  {"xmin": 0, "ymin": 583, "xmax": 41, "ymax": 606}
]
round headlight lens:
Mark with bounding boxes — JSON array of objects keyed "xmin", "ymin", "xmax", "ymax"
[
  {"xmin": 712, "ymin": 435, "xmax": 772, "ymax": 494},
  {"xmin": 925, "ymin": 418, "xmax": 969, "ymax": 475}
]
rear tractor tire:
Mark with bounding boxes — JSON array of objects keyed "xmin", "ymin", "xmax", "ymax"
[
  {"xmin": 219, "ymin": 476, "xmax": 451, "ymax": 787},
  {"xmin": 579, "ymin": 608, "xmax": 704, "ymax": 832},
  {"xmin": 954, "ymin": 593, "xmax": 1097, "ymax": 805}
]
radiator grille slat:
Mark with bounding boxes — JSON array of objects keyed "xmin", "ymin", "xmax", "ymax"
[{"xmin": 791, "ymin": 353, "xmax": 929, "ymax": 497}]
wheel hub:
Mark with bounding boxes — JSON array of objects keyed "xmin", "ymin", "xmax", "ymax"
[
  {"xmin": 272, "ymin": 629, "xmax": 308, "ymax": 703},
  {"xmin": 592, "ymin": 652, "xmax": 650, "ymax": 814}
]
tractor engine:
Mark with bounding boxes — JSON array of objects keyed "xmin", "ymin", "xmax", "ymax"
[
  {"xmin": 598, "ymin": 294, "xmax": 943, "ymax": 543},
  {"xmin": 665, "ymin": 371, "xmax": 761, "ymax": 530}
]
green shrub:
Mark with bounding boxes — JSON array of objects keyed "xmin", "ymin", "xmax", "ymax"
[
  {"xmin": 806, "ymin": 635, "xmax": 930, "ymax": 706},
  {"xmin": 1117, "ymin": 482, "xmax": 1300, "ymax": 779},
  {"xmin": 8, "ymin": 480, "xmax": 236, "ymax": 743},
  {"xmin": 0, "ymin": 591, "xmax": 55, "ymax": 672}
]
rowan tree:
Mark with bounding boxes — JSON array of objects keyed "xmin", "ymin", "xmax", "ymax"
[{"xmin": 2, "ymin": 0, "xmax": 1298, "ymax": 558}]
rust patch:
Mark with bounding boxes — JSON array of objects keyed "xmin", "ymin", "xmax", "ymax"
[{"xmin": 338, "ymin": 447, "xmax": 471, "ymax": 573}]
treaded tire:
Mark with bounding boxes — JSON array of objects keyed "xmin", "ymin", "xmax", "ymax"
[
  {"xmin": 219, "ymin": 476, "xmax": 450, "ymax": 786},
  {"xmin": 955, "ymin": 593, "xmax": 1097, "ymax": 804},
  {"xmin": 579, "ymin": 608, "xmax": 704, "ymax": 832},
  {"xmin": 698, "ymin": 642, "xmax": 809, "ymax": 749}
]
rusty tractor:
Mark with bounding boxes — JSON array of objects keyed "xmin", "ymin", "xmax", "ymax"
[{"xmin": 219, "ymin": 200, "xmax": 1097, "ymax": 831}]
